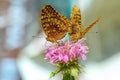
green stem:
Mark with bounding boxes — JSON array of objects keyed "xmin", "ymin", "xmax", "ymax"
[{"xmin": 62, "ymin": 73, "xmax": 75, "ymax": 80}]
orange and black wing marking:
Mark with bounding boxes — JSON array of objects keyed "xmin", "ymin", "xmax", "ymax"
[
  {"xmin": 70, "ymin": 5, "xmax": 82, "ymax": 30},
  {"xmin": 69, "ymin": 5, "xmax": 82, "ymax": 41},
  {"xmin": 41, "ymin": 5, "xmax": 70, "ymax": 42},
  {"xmin": 69, "ymin": 5, "xmax": 102, "ymax": 41},
  {"xmin": 41, "ymin": 5, "xmax": 101, "ymax": 42}
]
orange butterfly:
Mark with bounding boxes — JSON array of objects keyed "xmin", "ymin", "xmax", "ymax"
[{"xmin": 40, "ymin": 5, "xmax": 101, "ymax": 42}]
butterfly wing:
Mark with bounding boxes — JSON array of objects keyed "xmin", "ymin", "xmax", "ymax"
[
  {"xmin": 82, "ymin": 17, "xmax": 102, "ymax": 36},
  {"xmin": 41, "ymin": 5, "xmax": 70, "ymax": 42},
  {"xmin": 70, "ymin": 6, "xmax": 102, "ymax": 40},
  {"xmin": 70, "ymin": 5, "xmax": 82, "ymax": 29},
  {"xmin": 69, "ymin": 5, "xmax": 82, "ymax": 40}
]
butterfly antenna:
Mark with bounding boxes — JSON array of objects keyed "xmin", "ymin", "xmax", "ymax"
[
  {"xmin": 88, "ymin": 31, "xmax": 98, "ymax": 34},
  {"xmin": 82, "ymin": 17, "xmax": 102, "ymax": 36},
  {"xmin": 32, "ymin": 36, "xmax": 41, "ymax": 38}
]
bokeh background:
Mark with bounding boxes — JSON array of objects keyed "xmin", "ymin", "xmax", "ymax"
[{"xmin": 0, "ymin": 0, "xmax": 120, "ymax": 80}]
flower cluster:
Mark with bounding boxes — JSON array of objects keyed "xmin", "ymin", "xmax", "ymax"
[{"xmin": 45, "ymin": 38, "xmax": 88, "ymax": 63}]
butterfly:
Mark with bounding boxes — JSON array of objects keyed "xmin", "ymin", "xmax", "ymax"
[{"xmin": 41, "ymin": 5, "xmax": 101, "ymax": 42}]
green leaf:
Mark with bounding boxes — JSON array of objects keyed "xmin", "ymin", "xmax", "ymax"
[
  {"xmin": 50, "ymin": 69, "xmax": 62, "ymax": 79},
  {"xmin": 50, "ymin": 72, "xmax": 56, "ymax": 78}
]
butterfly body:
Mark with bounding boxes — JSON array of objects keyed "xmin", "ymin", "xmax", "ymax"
[{"xmin": 41, "ymin": 5, "xmax": 101, "ymax": 42}]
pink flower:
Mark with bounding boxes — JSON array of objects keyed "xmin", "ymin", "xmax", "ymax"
[{"xmin": 45, "ymin": 38, "xmax": 89, "ymax": 63}]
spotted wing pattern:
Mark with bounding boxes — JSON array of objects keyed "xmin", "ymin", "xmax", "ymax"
[
  {"xmin": 70, "ymin": 5, "xmax": 82, "ymax": 30},
  {"xmin": 41, "ymin": 5, "xmax": 101, "ymax": 42},
  {"xmin": 69, "ymin": 5, "xmax": 82, "ymax": 41},
  {"xmin": 41, "ymin": 5, "xmax": 71, "ymax": 42},
  {"xmin": 69, "ymin": 6, "xmax": 102, "ymax": 41}
]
